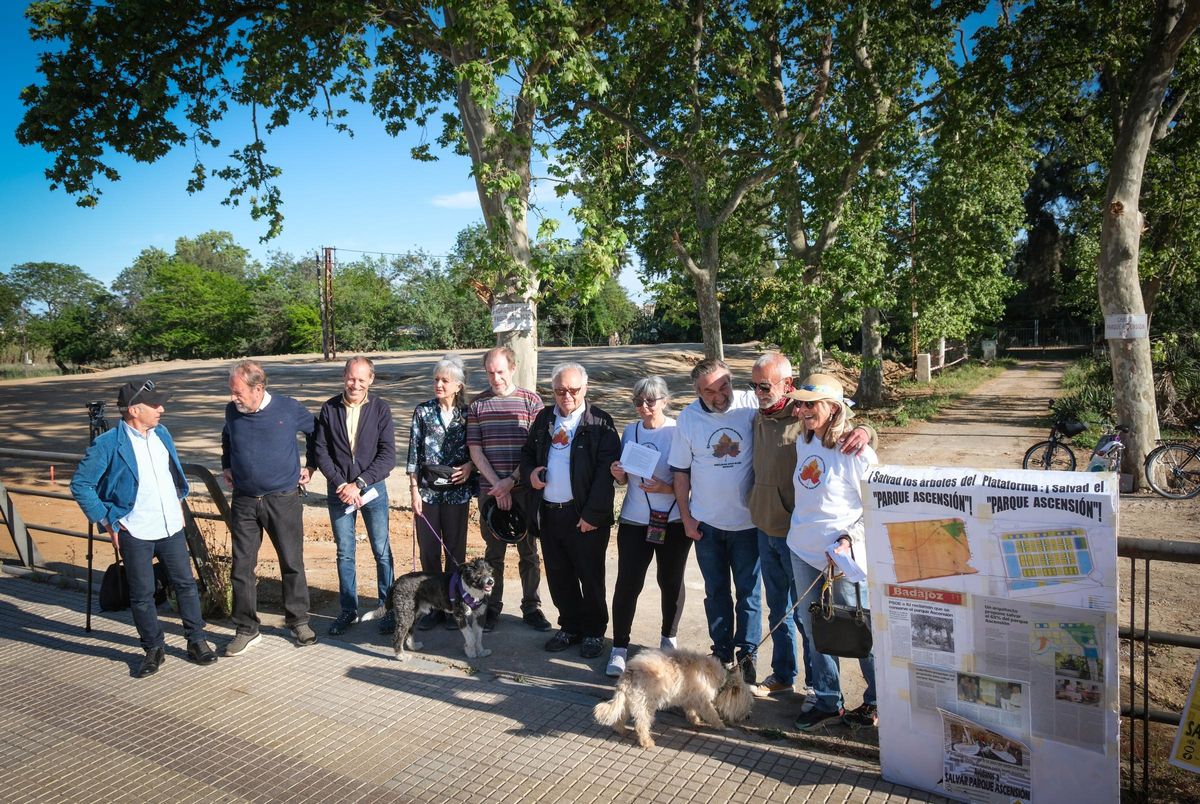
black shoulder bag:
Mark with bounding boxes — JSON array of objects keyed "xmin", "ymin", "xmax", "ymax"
[{"xmin": 808, "ymin": 543, "xmax": 873, "ymax": 658}]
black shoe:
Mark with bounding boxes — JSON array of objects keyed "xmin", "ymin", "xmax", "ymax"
[
  {"xmin": 187, "ymin": 640, "xmax": 218, "ymax": 665},
  {"xmin": 417, "ymin": 611, "xmax": 441, "ymax": 631},
  {"xmin": 482, "ymin": 608, "xmax": 500, "ymax": 633},
  {"xmin": 580, "ymin": 636, "xmax": 604, "ymax": 659},
  {"xmin": 376, "ymin": 610, "xmax": 397, "ymax": 635},
  {"xmin": 794, "ymin": 707, "xmax": 845, "ymax": 732},
  {"xmin": 522, "ymin": 609, "xmax": 553, "ymax": 631},
  {"xmin": 137, "ymin": 646, "xmax": 165, "ymax": 678},
  {"xmin": 843, "ymin": 703, "xmax": 878, "ymax": 728},
  {"xmin": 735, "ymin": 650, "xmax": 757, "ymax": 685},
  {"xmin": 544, "ymin": 630, "xmax": 582, "ymax": 652}
]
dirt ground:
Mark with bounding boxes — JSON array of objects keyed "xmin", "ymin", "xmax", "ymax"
[{"xmin": 1, "ymin": 344, "xmax": 1197, "ymax": 796}]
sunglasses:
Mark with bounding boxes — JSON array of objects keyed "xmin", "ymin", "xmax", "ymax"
[
  {"xmin": 746, "ymin": 381, "xmax": 785, "ymax": 393},
  {"xmin": 798, "ymin": 400, "xmax": 822, "ymax": 409},
  {"xmin": 129, "ymin": 380, "xmax": 155, "ymax": 406},
  {"xmin": 632, "ymin": 396, "xmax": 662, "ymax": 407},
  {"xmin": 553, "ymin": 386, "xmax": 584, "ymax": 398}
]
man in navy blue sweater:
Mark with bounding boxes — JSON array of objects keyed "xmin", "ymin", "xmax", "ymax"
[{"xmin": 221, "ymin": 359, "xmax": 319, "ymax": 655}]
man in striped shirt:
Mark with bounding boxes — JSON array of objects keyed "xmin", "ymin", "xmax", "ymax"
[{"xmin": 467, "ymin": 346, "xmax": 553, "ymax": 633}]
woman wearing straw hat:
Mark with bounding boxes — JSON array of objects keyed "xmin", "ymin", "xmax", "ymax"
[{"xmin": 784, "ymin": 373, "xmax": 879, "ymax": 732}]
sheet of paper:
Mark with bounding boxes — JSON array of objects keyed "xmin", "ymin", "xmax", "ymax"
[
  {"xmin": 619, "ymin": 441, "xmax": 661, "ymax": 481},
  {"xmin": 345, "ymin": 486, "xmax": 379, "ymax": 514},
  {"xmin": 826, "ymin": 541, "xmax": 868, "ymax": 583}
]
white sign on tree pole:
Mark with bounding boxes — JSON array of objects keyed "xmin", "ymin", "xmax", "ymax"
[
  {"xmin": 491, "ymin": 302, "xmax": 535, "ymax": 333},
  {"xmin": 862, "ymin": 465, "xmax": 1119, "ymax": 803}
]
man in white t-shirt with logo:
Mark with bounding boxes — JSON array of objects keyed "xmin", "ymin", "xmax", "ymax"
[{"xmin": 669, "ymin": 357, "xmax": 763, "ymax": 682}]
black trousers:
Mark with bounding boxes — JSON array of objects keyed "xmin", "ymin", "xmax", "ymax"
[
  {"xmin": 610, "ymin": 521, "xmax": 692, "ymax": 648},
  {"xmin": 538, "ymin": 504, "xmax": 610, "ymax": 638},
  {"xmin": 230, "ymin": 489, "xmax": 310, "ymax": 632},
  {"xmin": 416, "ymin": 501, "xmax": 469, "ymax": 574}
]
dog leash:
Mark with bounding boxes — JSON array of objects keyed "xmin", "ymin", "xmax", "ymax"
[
  {"xmin": 414, "ymin": 509, "xmax": 465, "ymax": 572},
  {"xmin": 735, "ymin": 565, "xmax": 831, "ymax": 674}
]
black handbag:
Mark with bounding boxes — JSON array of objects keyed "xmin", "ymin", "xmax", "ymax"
[
  {"xmin": 420, "ymin": 463, "xmax": 462, "ymax": 489},
  {"xmin": 808, "ymin": 560, "xmax": 873, "ymax": 658},
  {"xmin": 98, "ymin": 556, "xmax": 172, "ymax": 611},
  {"xmin": 99, "ymin": 560, "xmax": 129, "ymax": 611}
]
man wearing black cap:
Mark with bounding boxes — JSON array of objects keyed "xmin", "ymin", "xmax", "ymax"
[{"xmin": 71, "ymin": 379, "xmax": 217, "ymax": 677}]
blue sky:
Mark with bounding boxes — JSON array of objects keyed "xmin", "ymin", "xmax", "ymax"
[{"xmin": 0, "ymin": 4, "xmax": 643, "ymax": 296}]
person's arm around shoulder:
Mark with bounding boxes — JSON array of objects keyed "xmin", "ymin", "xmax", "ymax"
[{"xmin": 837, "ymin": 422, "xmax": 878, "ymax": 455}]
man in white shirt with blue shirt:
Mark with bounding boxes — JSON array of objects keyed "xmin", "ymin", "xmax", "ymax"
[{"xmin": 71, "ymin": 380, "xmax": 216, "ymax": 678}]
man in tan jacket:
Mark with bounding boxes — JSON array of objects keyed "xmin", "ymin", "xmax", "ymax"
[{"xmin": 746, "ymin": 352, "xmax": 875, "ymax": 702}]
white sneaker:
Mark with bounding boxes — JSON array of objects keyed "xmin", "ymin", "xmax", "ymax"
[
  {"xmin": 800, "ymin": 687, "xmax": 818, "ymax": 713},
  {"xmin": 659, "ymin": 635, "xmax": 678, "ymax": 651},
  {"xmin": 359, "ymin": 605, "xmax": 386, "ymax": 622},
  {"xmin": 606, "ymin": 648, "xmax": 628, "ymax": 677}
]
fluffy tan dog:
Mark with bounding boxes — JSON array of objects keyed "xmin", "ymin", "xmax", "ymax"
[{"xmin": 593, "ymin": 649, "xmax": 753, "ymax": 748}]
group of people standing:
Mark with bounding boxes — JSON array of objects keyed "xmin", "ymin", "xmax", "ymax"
[{"xmin": 71, "ymin": 347, "xmax": 881, "ymax": 733}]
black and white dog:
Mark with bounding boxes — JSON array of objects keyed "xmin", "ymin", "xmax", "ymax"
[{"xmin": 385, "ymin": 557, "xmax": 495, "ymax": 661}]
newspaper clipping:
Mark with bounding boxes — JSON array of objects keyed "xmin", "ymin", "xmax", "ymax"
[{"xmin": 941, "ymin": 709, "xmax": 1031, "ymax": 804}]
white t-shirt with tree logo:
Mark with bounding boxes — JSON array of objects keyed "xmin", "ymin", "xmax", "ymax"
[{"xmin": 669, "ymin": 390, "xmax": 758, "ymax": 531}]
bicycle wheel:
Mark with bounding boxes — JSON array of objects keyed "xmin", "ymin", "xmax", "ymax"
[
  {"xmin": 1022, "ymin": 441, "xmax": 1076, "ymax": 471},
  {"xmin": 1145, "ymin": 444, "xmax": 1200, "ymax": 499}
]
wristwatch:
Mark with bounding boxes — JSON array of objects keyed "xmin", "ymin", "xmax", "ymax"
[{"xmin": 354, "ymin": 477, "xmax": 367, "ymax": 491}]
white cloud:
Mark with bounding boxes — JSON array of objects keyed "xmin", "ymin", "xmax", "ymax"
[{"xmin": 431, "ymin": 190, "xmax": 479, "ymax": 209}]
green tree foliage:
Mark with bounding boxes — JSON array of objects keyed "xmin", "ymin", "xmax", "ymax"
[
  {"xmin": 127, "ymin": 262, "xmax": 252, "ymax": 359},
  {"xmin": 7, "ymin": 261, "xmax": 104, "ymax": 318},
  {"xmin": 44, "ymin": 290, "xmax": 122, "ymax": 369},
  {"xmin": 17, "ymin": 0, "xmax": 626, "ymax": 388},
  {"xmin": 540, "ymin": 275, "xmax": 638, "ymax": 346}
]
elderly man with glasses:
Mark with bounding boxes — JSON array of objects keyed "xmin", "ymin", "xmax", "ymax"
[
  {"xmin": 71, "ymin": 379, "xmax": 217, "ymax": 677},
  {"xmin": 520, "ymin": 362, "xmax": 621, "ymax": 659}
]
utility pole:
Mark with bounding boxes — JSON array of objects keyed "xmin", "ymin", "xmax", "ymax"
[
  {"xmin": 317, "ymin": 251, "xmax": 328, "ymax": 360},
  {"xmin": 322, "ymin": 247, "xmax": 337, "ymax": 360}
]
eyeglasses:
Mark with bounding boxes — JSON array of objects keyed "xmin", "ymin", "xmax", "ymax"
[
  {"xmin": 632, "ymin": 396, "xmax": 662, "ymax": 407},
  {"xmin": 746, "ymin": 381, "xmax": 783, "ymax": 393},
  {"xmin": 129, "ymin": 380, "xmax": 155, "ymax": 406},
  {"xmin": 553, "ymin": 386, "xmax": 583, "ymax": 398},
  {"xmin": 798, "ymin": 400, "xmax": 820, "ymax": 409}
]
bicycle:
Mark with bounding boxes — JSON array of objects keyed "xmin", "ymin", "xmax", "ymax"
[
  {"xmin": 1022, "ymin": 401, "xmax": 1087, "ymax": 471},
  {"xmin": 1084, "ymin": 422, "xmax": 1129, "ymax": 473},
  {"xmin": 1144, "ymin": 424, "xmax": 1200, "ymax": 499}
]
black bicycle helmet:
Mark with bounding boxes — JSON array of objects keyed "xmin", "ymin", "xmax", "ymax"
[{"xmin": 482, "ymin": 496, "xmax": 527, "ymax": 544}]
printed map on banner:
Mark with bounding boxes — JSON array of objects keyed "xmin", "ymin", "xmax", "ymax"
[
  {"xmin": 886, "ymin": 518, "xmax": 978, "ymax": 583},
  {"xmin": 864, "ymin": 465, "xmax": 1119, "ymax": 803},
  {"xmin": 998, "ymin": 527, "xmax": 1098, "ymax": 592}
]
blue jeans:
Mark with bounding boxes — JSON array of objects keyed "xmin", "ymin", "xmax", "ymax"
[
  {"xmin": 118, "ymin": 529, "xmax": 205, "ymax": 651},
  {"xmin": 693, "ymin": 523, "xmax": 762, "ymax": 662},
  {"xmin": 328, "ymin": 481, "xmax": 393, "ymax": 615},
  {"xmin": 791, "ymin": 554, "xmax": 876, "ymax": 713},
  {"xmin": 758, "ymin": 530, "xmax": 812, "ymax": 688}
]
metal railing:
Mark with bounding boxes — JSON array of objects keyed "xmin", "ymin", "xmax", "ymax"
[
  {"xmin": 1117, "ymin": 536, "xmax": 1200, "ymax": 801},
  {"xmin": 0, "ymin": 446, "xmax": 229, "ymax": 626}
]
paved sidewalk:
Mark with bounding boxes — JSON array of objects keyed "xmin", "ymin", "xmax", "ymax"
[{"xmin": 0, "ymin": 573, "xmax": 948, "ymax": 804}]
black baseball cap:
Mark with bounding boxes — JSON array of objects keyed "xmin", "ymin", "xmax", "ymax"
[{"xmin": 117, "ymin": 379, "xmax": 170, "ymax": 408}]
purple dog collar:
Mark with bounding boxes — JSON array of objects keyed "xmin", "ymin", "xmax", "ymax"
[{"xmin": 449, "ymin": 572, "xmax": 485, "ymax": 612}]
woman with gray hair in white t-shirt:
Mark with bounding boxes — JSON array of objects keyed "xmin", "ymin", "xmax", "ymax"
[{"xmin": 605, "ymin": 375, "xmax": 692, "ymax": 676}]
